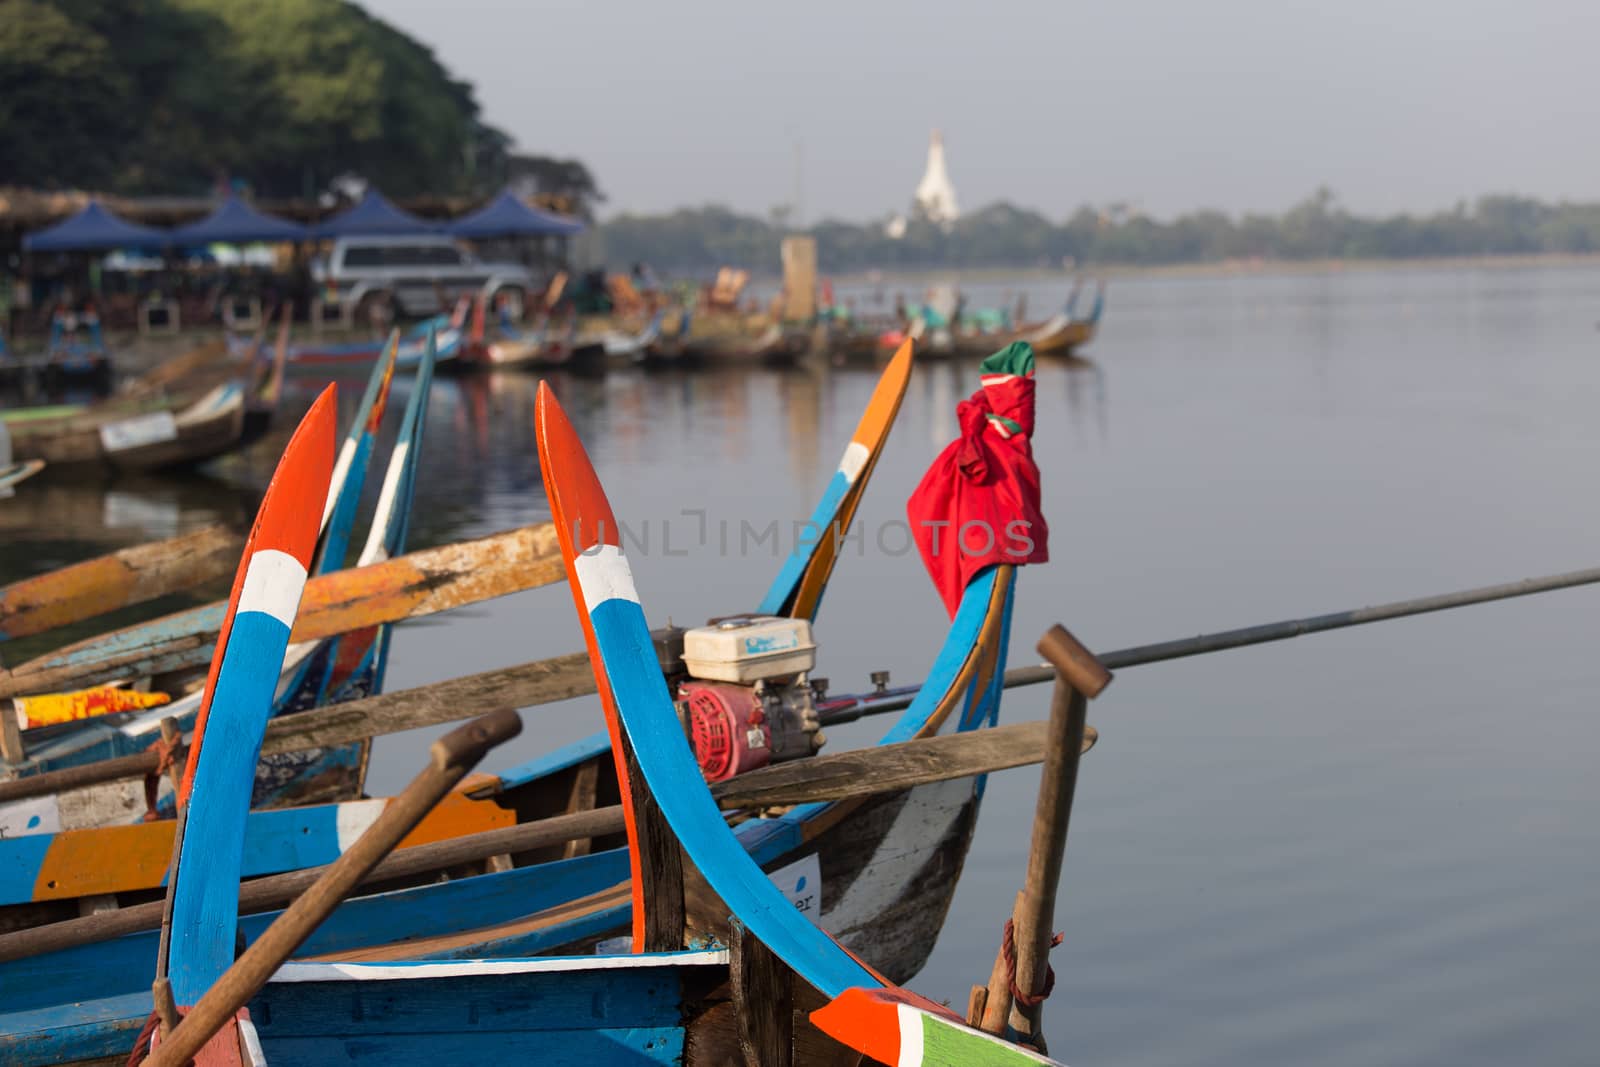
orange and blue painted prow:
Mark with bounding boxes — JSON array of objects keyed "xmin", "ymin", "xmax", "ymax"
[
  {"xmin": 161, "ymin": 385, "xmax": 336, "ymax": 1031},
  {"xmin": 536, "ymin": 381, "xmax": 1063, "ymax": 1067},
  {"xmin": 758, "ymin": 337, "xmax": 913, "ymax": 620}
]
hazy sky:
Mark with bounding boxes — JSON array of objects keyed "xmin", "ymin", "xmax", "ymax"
[{"xmin": 367, "ymin": 0, "xmax": 1600, "ymax": 223}]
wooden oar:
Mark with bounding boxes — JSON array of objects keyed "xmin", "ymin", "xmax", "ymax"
[
  {"xmin": 975, "ymin": 625, "xmax": 1110, "ymax": 1047},
  {"xmin": 0, "ymin": 522, "xmax": 563, "ymax": 699},
  {"xmin": 0, "ymin": 716, "xmax": 1097, "ymax": 963},
  {"xmin": 142, "ymin": 708, "xmax": 522, "ymax": 1067},
  {"xmin": 819, "ymin": 561, "xmax": 1600, "ymax": 726},
  {"xmin": 0, "ymin": 525, "xmax": 244, "ymax": 642}
]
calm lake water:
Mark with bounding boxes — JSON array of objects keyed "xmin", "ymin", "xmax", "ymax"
[{"xmin": 6, "ymin": 263, "xmax": 1600, "ymax": 1065}]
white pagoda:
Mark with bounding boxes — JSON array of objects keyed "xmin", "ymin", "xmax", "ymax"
[{"xmin": 913, "ymin": 129, "xmax": 959, "ymax": 226}]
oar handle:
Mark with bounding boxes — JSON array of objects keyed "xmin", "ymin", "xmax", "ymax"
[
  {"xmin": 431, "ymin": 705, "xmax": 523, "ymax": 771},
  {"xmin": 143, "ymin": 708, "xmax": 523, "ymax": 1067},
  {"xmin": 1037, "ymin": 624, "xmax": 1111, "ymax": 699}
]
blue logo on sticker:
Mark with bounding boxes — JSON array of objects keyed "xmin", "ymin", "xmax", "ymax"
[{"xmin": 744, "ymin": 633, "xmax": 799, "ymax": 654}]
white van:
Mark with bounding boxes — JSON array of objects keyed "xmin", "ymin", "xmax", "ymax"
[{"xmin": 314, "ymin": 235, "xmax": 535, "ymax": 321}]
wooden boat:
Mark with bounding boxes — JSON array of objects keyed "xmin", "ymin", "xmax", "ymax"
[
  {"xmin": 0, "ymin": 421, "xmax": 45, "ymax": 498},
  {"xmin": 1, "ymin": 379, "xmax": 250, "ymax": 474},
  {"xmin": 0, "ymin": 342, "xmax": 427, "ymax": 815},
  {"xmin": 0, "ymin": 381, "xmax": 1063, "ymax": 1066},
  {"xmin": 226, "ymin": 301, "xmax": 467, "ymax": 371},
  {"xmin": 468, "ymin": 311, "xmax": 596, "ymax": 372},
  {"xmin": 0, "ymin": 458, "xmax": 44, "ymax": 496},
  {"xmin": 948, "ymin": 282, "xmax": 1105, "ymax": 360},
  {"xmin": 680, "ymin": 311, "xmax": 810, "ymax": 366}
]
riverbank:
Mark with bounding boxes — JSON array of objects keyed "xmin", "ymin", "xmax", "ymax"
[{"xmin": 821, "ymin": 251, "xmax": 1600, "ymax": 287}]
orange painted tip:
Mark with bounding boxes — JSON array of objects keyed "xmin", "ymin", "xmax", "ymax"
[
  {"xmin": 365, "ymin": 335, "xmax": 401, "ymax": 433},
  {"xmin": 181, "ymin": 382, "xmax": 337, "ymax": 804},
  {"xmin": 253, "ymin": 385, "xmax": 339, "ymax": 571},
  {"xmin": 535, "ymin": 383, "xmax": 620, "ymax": 555}
]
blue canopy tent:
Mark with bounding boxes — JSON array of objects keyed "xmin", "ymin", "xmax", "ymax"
[
  {"xmin": 170, "ymin": 196, "xmax": 307, "ymax": 244},
  {"xmin": 22, "ymin": 200, "xmax": 169, "ymax": 252},
  {"xmin": 446, "ymin": 189, "xmax": 584, "ymax": 238},
  {"xmin": 312, "ymin": 190, "xmax": 438, "ymax": 237}
]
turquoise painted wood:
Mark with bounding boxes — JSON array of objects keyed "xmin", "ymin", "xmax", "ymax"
[
  {"xmin": 756, "ymin": 467, "xmax": 851, "ymax": 615},
  {"xmin": 0, "ymin": 990, "xmax": 151, "ymax": 1067},
  {"xmin": 161, "ymin": 387, "xmax": 335, "ymax": 1008}
]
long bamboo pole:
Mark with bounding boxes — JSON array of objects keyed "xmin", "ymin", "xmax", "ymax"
[{"xmin": 821, "ymin": 563, "xmax": 1600, "ymax": 725}]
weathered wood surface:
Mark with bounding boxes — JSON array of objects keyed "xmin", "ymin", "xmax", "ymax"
[
  {"xmin": 0, "ymin": 717, "xmax": 1098, "ymax": 962},
  {"xmin": 624, "ymin": 735, "xmax": 685, "ymax": 953},
  {"xmin": 712, "ymin": 719, "xmax": 1095, "ymax": 810},
  {"xmin": 982, "ymin": 625, "xmax": 1106, "ymax": 1043},
  {"xmin": 0, "ymin": 524, "xmax": 244, "ymax": 642},
  {"xmin": 144, "ymin": 709, "xmax": 522, "ymax": 1067},
  {"xmin": 731, "ymin": 918, "xmax": 795, "ymax": 1067},
  {"xmin": 0, "ymin": 522, "xmax": 563, "ymax": 699}
]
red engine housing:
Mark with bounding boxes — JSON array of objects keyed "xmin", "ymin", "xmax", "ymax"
[{"xmin": 681, "ymin": 680, "xmax": 771, "ymax": 782}]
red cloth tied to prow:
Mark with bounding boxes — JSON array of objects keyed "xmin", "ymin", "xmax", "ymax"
[{"xmin": 907, "ymin": 341, "xmax": 1049, "ymax": 616}]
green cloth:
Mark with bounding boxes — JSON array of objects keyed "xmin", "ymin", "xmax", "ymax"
[{"xmin": 982, "ymin": 341, "xmax": 1035, "ymax": 377}]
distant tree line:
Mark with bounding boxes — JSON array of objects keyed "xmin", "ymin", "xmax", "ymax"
[
  {"xmin": 601, "ymin": 189, "xmax": 1600, "ymax": 273},
  {"xmin": 0, "ymin": 0, "xmax": 603, "ymax": 213}
]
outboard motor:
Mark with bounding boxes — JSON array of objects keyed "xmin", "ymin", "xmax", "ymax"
[{"xmin": 670, "ymin": 615, "xmax": 825, "ymax": 782}]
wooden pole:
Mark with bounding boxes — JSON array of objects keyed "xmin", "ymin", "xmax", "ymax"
[
  {"xmin": 822, "ymin": 562, "xmax": 1600, "ymax": 728},
  {"xmin": 142, "ymin": 708, "xmax": 522, "ymax": 1067},
  {"xmin": 978, "ymin": 625, "xmax": 1111, "ymax": 1046}
]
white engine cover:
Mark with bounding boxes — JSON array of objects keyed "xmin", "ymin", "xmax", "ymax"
[{"xmin": 681, "ymin": 615, "xmax": 816, "ymax": 683}]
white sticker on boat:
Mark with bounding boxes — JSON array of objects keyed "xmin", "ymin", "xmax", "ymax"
[
  {"xmin": 99, "ymin": 412, "xmax": 178, "ymax": 453},
  {"xmin": 0, "ymin": 794, "xmax": 61, "ymax": 838},
  {"xmin": 768, "ymin": 852, "xmax": 822, "ymax": 923}
]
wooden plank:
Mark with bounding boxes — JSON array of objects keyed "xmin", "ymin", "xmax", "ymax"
[
  {"xmin": 0, "ymin": 523, "xmax": 564, "ymax": 699},
  {"xmin": 731, "ymin": 918, "xmax": 794, "ymax": 1067},
  {"xmin": 711, "ymin": 719, "xmax": 1095, "ymax": 810},
  {"xmin": 561, "ymin": 758, "xmax": 600, "ymax": 859},
  {"xmin": 0, "ymin": 524, "xmax": 244, "ymax": 642}
]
